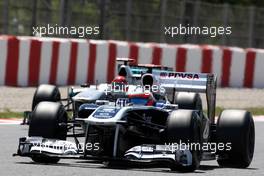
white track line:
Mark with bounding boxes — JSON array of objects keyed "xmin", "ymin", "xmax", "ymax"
[
  {"xmin": 0, "ymin": 119, "xmax": 22, "ymax": 125},
  {"xmin": 214, "ymin": 116, "xmax": 264, "ymax": 123},
  {"xmin": 254, "ymin": 116, "xmax": 264, "ymax": 122}
]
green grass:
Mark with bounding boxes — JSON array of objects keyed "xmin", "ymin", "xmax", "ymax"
[
  {"xmin": 0, "ymin": 109, "xmax": 23, "ymax": 119},
  {"xmin": 0, "ymin": 107, "xmax": 264, "ymax": 119},
  {"xmin": 0, "ymin": 109, "xmax": 72, "ymax": 119},
  {"xmin": 209, "ymin": 107, "xmax": 264, "ymax": 116}
]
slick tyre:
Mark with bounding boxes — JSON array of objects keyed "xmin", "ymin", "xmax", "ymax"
[
  {"xmin": 28, "ymin": 102, "xmax": 68, "ymax": 164},
  {"xmin": 166, "ymin": 110, "xmax": 202, "ymax": 172},
  {"xmin": 174, "ymin": 92, "xmax": 203, "ymax": 116},
  {"xmin": 216, "ymin": 110, "xmax": 255, "ymax": 168},
  {"xmin": 32, "ymin": 84, "xmax": 61, "ymax": 111}
]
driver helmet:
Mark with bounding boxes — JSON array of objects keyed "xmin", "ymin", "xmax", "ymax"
[{"xmin": 111, "ymin": 76, "xmax": 128, "ymax": 92}]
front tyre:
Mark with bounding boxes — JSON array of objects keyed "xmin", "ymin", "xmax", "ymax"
[
  {"xmin": 216, "ymin": 110, "xmax": 255, "ymax": 168},
  {"xmin": 28, "ymin": 102, "xmax": 68, "ymax": 163},
  {"xmin": 31, "ymin": 155, "xmax": 60, "ymax": 164},
  {"xmin": 166, "ymin": 110, "xmax": 202, "ymax": 172}
]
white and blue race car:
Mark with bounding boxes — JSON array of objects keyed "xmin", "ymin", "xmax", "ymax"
[{"xmin": 15, "ymin": 68, "xmax": 255, "ymax": 172}]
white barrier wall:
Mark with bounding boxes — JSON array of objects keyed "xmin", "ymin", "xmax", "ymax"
[{"xmin": 0, "ymin": 36, "xmax": 263, "ymax": 88}]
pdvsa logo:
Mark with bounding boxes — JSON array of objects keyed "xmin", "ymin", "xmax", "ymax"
[{"xmin": 160, "ymin": 72, "xmax": 199, "ymax": 79}]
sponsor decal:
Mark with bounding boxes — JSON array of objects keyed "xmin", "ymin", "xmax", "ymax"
[
  {"xmin": 160, "ymin": 72, "xmax": 200, "ymax": 79},
  {"xmin": 93, "ymin": 107, "xmax": 120, "ymax": 119}
]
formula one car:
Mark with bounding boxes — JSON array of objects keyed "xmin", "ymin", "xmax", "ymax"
[{"xmin": 15, "ymin": 70, "xmax": 255, "ymax": 172}]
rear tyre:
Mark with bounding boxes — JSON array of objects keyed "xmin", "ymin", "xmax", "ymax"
[
  {"xmin": 166, "ymin": 110, "xmax": 202, "ymax": 172},
  {"xmin": 216, "ymin": 110, "xmax": 255, "ymax": 168},
  {"xmin": 174, "ymin": 92, "xmax": 203, "ymax": 116},
  {"xmin": 29, "ymin": 102, "xmax": 68, "ymax": 163},
  {"xmin": 32, "ymin": 84, "xmax": 61, "ymax": 111}
]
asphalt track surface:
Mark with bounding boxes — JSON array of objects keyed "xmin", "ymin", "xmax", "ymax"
[{"xmin": 0, "ymin": 122, "xmax": 263, "ymax": 176}]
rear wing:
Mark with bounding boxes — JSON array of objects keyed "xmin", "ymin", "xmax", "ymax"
[{"xmin": 154, "ymin": 71, "xmax": 217, "ymax": 122}]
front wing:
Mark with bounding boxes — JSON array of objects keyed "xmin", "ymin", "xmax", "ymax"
[{"xmin": 14, "ymin": 137, "xmax": 192, "ymax": 167}]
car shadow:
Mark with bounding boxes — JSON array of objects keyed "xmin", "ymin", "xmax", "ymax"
[{"xmin": 15, "ymin": 161, "xmax": 258, "ymax": 174}]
